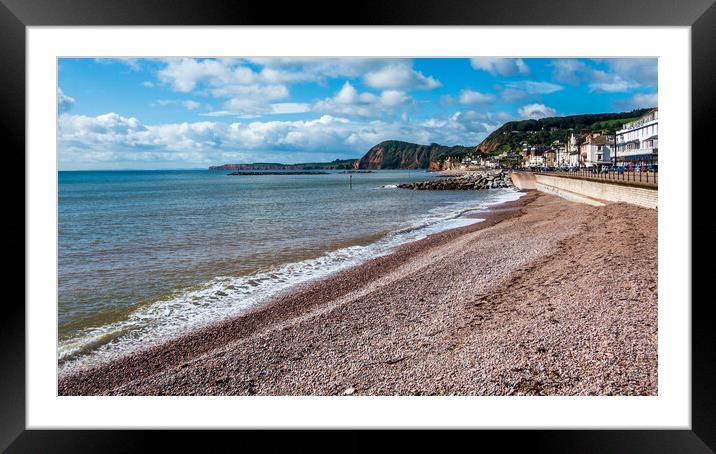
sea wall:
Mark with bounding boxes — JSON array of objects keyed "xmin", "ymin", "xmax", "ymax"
[
  {"xmin": 512, "ymin": 172, "xmax": 657, "ymax": 209},
  {"xmin": 510, "ymin": 172, "xmax": 537, "ymax": 190}
]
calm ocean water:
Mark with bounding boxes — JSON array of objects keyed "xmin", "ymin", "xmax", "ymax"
[{"xmin": 58, "ymin": 169, "xmax": 521, "ymax": 370}]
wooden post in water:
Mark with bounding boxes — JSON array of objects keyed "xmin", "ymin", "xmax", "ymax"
[{"xmin": 349, "ymin": 174, "xmax": 352, "ymax": 189}]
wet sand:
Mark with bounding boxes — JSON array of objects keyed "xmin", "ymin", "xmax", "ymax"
[{"xmin": 59, "ymin": 192, "xmax": 657, "ymax": 396}]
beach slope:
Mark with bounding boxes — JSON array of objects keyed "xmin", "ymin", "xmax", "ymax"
[{"xmin": 59, "ymin": 192, "xmax": 657, "ymax": 396}]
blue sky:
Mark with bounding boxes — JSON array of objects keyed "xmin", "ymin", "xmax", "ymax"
[{"xmin": 58, "ymin": 58, "xmax": 657, "ymax": 170}]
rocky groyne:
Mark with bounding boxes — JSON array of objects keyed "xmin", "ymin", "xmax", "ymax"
[{"xmin": 398, "ymin": 171, "xmax": 513, "ymax": 190}]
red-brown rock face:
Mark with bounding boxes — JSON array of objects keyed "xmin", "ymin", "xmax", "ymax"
[{"xmin": 358, "ymin": 146, "xmax": 384, "ymax": 169}]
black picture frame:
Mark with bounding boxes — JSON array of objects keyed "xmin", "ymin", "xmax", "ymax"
[{"xmin": 4, "ymin": 0, "xmax": 714, "ymax": 451}]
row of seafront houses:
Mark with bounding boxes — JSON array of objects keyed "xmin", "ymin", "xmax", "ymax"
[{"xmin": 455, "ymin": 108, "xmax": 658, "ymax": 170}]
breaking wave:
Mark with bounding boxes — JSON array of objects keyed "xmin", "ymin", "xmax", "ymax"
[{"xmin": 59, "ymin": 188, "xmax": 523, "ymax": 373}]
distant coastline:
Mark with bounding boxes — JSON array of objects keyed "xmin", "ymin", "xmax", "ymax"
[
  {"xmin": 209, "ymin": 159, "xmax": 358, "ymax": 171},
  {"xmin": 228, "ymin": 171, "xmax": 329, "ymax": 176}
]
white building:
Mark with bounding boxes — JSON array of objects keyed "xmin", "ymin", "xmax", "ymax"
[
  {"xmin": 460, "ymin": 154, "xmax": 482, "ymax": 166},
  {"xmin": 520, "ymin": 146, "xmax": 546, "ymax": 168},
  {"xmin": 524, "ymin": 155, "xmax": 544, "ymax": 167},
  {"xmin": 552, "ymin": 139, "xmax": 569, "ymax": 167},
  {"xmin": 566, "ymin": 132, "xmax": 581, "ymax": 168},
  {"xmin": 556, "ymin": 145, "xmax": 569, "ymax": 167},
  {"xmin": 615, "ymin": 108, "xmax": 658, "ymax": 166},
  {"xmin": 580, "ymin": 133, "xmax": 614, "ymax": 168}
]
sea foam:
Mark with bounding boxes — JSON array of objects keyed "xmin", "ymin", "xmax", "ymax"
[{"xmin": 58, "ymin": 188, "xmax": 523, "ymax": 373}]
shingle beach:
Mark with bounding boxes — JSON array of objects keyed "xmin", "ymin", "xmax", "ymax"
[{"xmin": 59, "ymin": 192, "xmax": 657, "ymax": 396}]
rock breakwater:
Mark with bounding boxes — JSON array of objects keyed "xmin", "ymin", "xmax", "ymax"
[
  {"xmin": 398, "ymin": 171, "xmax": 513, "ymax": 190},
  {"xmin": 228, "ymin": 171, "xmax": 328, "ymax": 176}
]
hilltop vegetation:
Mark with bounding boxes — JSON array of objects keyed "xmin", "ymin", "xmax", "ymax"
[{"xmin": 477, "ymin": 109, "xmax": 652, "ymax": 153}]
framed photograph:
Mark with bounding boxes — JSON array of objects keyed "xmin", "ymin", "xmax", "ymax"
[{"xmin": 7, "ymin": 0, "xmax": 714, "ymax": 450}]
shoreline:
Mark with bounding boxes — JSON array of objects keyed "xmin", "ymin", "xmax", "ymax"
[
  {"xmin": 57, "ymin": 188, "xmax": 522, "ymax": 369},
  {"xmin": 59, "ymin": 191, "xmax": 657, "ymax": 396}
]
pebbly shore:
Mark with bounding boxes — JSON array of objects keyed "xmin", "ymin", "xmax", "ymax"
[
  {"xmin": 398, "ymin": 170, "xmax": 512, "ymax": 190},
  {"xmin": 58, "ymin": 192, "xmax": 657, "ymax": 396}
]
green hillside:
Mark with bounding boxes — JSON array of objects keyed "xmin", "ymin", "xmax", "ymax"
[{"xmin": 477, "ymin": 108, "xmax": 652, "ymax": 154}]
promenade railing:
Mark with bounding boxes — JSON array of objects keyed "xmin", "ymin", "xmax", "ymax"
[{"xmin": 527, "ymin": 168, "xmax": 658, "ymax": 187}]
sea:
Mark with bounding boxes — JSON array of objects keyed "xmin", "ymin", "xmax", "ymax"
[{"xmin": 58, "ymin": 169, "xmax": 522, "ymax": 371}]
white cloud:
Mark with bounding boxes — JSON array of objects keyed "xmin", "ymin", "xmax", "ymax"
[
  {"xmin": 59, "ymin": 107, "xmax": 509, "ymax": 168},
  {"xmin": 458, "ymin": 89, "xmax": 495, "ymax": 104},
  {"xmin": 269, "ymin": 103, "xmax": 312, "ymax": 114},
  {"xmin": 151, "ymin": 58, "xmax": 442, "ymax": 117},
  {"xmin": 334, "ymin": 81, "xmax": 361, "ymax": 104},
  {"xmin": 60, "ymin": 113, "xmax": 357, "ymax": 156},
  {"xmin": 550, "ymin": 59, "xmax": 588, "ymax": 84},
  {"xmin": 199, "ymin": 103, "xmax": 311, "ymax": 119},
  {"xmin": 440, "ymin": 95, "xmax": 456, "ymax": 105},
  {"xmin": 199, "ymin": 110, "xmax": 237, "ymax": 117},
  {"xmin": 157, "ymin": 58, "xmax": 293, "ymax": 116},
  {"xmin": 631, "ymin": 93, "xmax": 658, "ymax": 108},
  {"xmin": 249, "ymin": 58, "xmax": 442, "ymax": 91},
  {"xmin": 183, "ymin": 100, "xmax": 201, "ymax": 110},
  {"xmin": 500, "ymin": 88, "xmax": 529, "ymax": 103},
  {"xmin": 613, "ymin": 92, "xmax": 658, "ymax": 110},
  {"xmin": 157, "ymin": 99, "xmax": 202, "ymax": 110},
  {"xmin": 158, "ymin": 58, "xmax": 238, "ymax": 92},
  {"xmin": 257, "ymin": 67, "xmax": 315, "ymax": 84},
  {"xmin": 219, "ymin": 85, "xmax": 290, "ymax": 113},
  {"xmin": 59, "ymin": 113, "xmax": 147, "ymax": 149},
  {"xmin": 363, "ymin": 63, "xmax": 441, "ymax": 90},
  {"xmin": 551, "ymin": 58, "xmax": 656, "ymax": 93},
  {"xmin": 498, "ymin": 80, "xmax": 563, "ymax": 102},
  {"xmin": 517, "ymin": 103, "xmax": 557, "ymax": 119},
  {"xmin": 470, "ymin": 58, "xmax": 529, "ymax": 76},
  {"xmin": 379, "ymin": 90, "xmax": 411, "ymax": 106},
  {"xmin": 504, "ymin": 80, "xmax": 563, "ymax": 94},
  {"xmin": 431, "ymin": 110, "xmax": 511, "ymax": 135},
  {"xmin": 94, "ymin": 58, "xmax": 142, "ymax": 71},
  {"xmin": 313, "ymin": 82, "xmax": 412, "ymax": 117},
  {"xmin": 600, "ymin": 58, "xmax": 658, "ymax": 87},
  {"xmin": 246, "ymin": 58, "xmax": 389, "ymax": 79},
  {"xmin": 588, "ymin": 70, "xmax": 638, "ymax": 93},
  {"xmin": 58, "ymin": 88, "xmax": 75, "ymax": 113}
]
